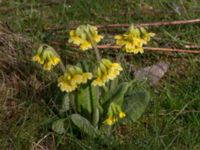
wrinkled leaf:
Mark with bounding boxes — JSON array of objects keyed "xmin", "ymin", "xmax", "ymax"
[
  {"xmin": 71, "ymin": 114, "xmax": 99, "ymax": 137},
  {"xmin": 76, "ymin": 86, "xmax": 92, "ymax": 115},
  {"xmin": 103, "ymin": 81, "xmax": 133, "ymax": 107},
  {"xmin": 109, "ymin": 77, "xmax": 119, "ymax": 92},
  {"xmin": 52, "ymin": 119, "xmax": 66, "ymax": 134},
  {"xmin": 125, "ymin": 91, "xmax": 150, "ymax": 122},
  {"xmin": 60, "ymin": 94, "xmax": 70, "ymax": 113}
]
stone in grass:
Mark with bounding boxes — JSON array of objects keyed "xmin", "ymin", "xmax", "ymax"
[{"xmin": 134, "ymin": 61, "xmax": 169, "ymax": 86}]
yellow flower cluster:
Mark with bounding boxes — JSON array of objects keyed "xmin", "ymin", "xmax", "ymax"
[
  {"xmin": 68, "ymin": 25, "xmax": 103, "ymax": 51},
  {"xmin": 104, "ymin": 116, "xmax": 117, "ymax": 126},
  {"xmin": 104, "ymin": 102, "xmax": 126, "ymax": 126},
  {"xmin": 92, "ymin": 59, "xmax": 123, "ymax": 86},
  {"xmin": 115, "ymin": 25, "xmax": 155, "ymax": 54},
  {"xmin": 58, "ymin": 65, "xmax": 92, "ymax": 92},
  {"xmin": 32, "ymin": 45, "xmax": 60, "ymax": 71},
  {"xmin": 105, "ymin": 112, "xmax": 126, "ymax": 126}
]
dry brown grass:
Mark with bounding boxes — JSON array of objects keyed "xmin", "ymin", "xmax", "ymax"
[{"xmin": 0, "ymin": 22, "xmax": 44, "ymax": 128}]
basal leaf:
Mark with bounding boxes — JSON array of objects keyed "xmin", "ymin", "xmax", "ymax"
[
  {"xmin": 76, "ymin": 86, "xmax": 92, "ymax": 115},
  {"xmin": 125, "ymin": 91, "xmax": 150, "ymax": 122},
  {"xmin": 52, "ymin": 119, "xmax": 66, "ymax": 134},
  {"xmin": 71, "ymin": 114, "xmax": 99, "ymax": 137}
]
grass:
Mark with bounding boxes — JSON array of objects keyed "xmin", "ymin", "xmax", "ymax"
[{"xmin": 0, "ymin": 0, "xmax": 200, "ymax": 149}]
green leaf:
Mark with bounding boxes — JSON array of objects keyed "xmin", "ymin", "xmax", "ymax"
[
  {"xmin": 76, "ymin": 86, "xmax": 92, "ymax": 115},
  {"xmin": 60, "ymin": 94, "xmax": 70, "ymax": 113},
  {"xmin": 102, "ymin": 81, "xmax": 133, "ymax": 107},
  {"xmin": 109, "ymin": 77, "xmax": 119, "ymax": 92},
  {"xmin": 71, "ymin": 114, "xmax": 99, "ymax": 137},
  {"xmin": 125, "ymin": 91, "xmax": 150, "ymax": 122},
  {"xmin": 52, "ymin": 119, "xmax": 66, "ymax": 134}
]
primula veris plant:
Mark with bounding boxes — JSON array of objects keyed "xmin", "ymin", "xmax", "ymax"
[
  {"xmin": 115, "ymin": 25, "xmax": 155, "ymax": 54},
  {"xmin": 32, "ymin": 24, "xmax": 153, "ymax": 138}
]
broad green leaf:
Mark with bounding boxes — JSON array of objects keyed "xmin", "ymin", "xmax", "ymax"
[
  {"xmin": 60, "ymin": 94, "xmax": 70, "ymax": 113},
  {"xmin": 109, "ymin": 77, "xmax": 119, "ymax": 92},
  {"xmin": 90, "ymin": 85, "xmax": 99, "ymax": 110},
  {"xmin": 71, "ymin": 114, "xmax": 99, "ymax": 137},
  {"xmin": 112, "ymin": 82, "xmax": 133, "ymax": 105},
  {"xmin": 102, "ymin": 81, "xmax": 133, "ymax": 107},
  {"xmin": 76, "ymin": 86, "xmax": 92, "ymax": 115},
  {"xmin": 125, "ymin": 91, "xmax": 150, "ymax": 122},
  {"xmin": 52, "ymin": 119, "xmax": 66, "ymax": 134}
]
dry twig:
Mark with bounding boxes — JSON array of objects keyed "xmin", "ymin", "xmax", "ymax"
[
  {"xmin": 96, "ymin": 18, "xmax": 200, "ymax": 29},
  {"xmin": 25, "ymin": 18, "xmax": 200, "ymax": 32},
  {"xmin": 97, "ymin": 45, "xmax": 200, "ymax": 54}
]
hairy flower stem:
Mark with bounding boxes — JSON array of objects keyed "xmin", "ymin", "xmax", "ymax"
[
  {"xmin": 59, "ymin": 61, "xmax": 66, "ymax": 74},
  {"xmin": 88, "ymin": 34, "xmax": 101, "ymax": 61}
]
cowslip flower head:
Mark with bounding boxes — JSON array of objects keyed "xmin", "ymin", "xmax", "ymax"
[
  {"xmin": 68, "ymin": 24, "xmax": 103, "ymax": 51},
  {"xmin": 58, "ymin": 65, "xmax": 92, "ymax": 92},
  {"xmin": 92, "ymin": 59, "xmax": 123, "ymax": 86},
  {"xmin": 32, "ymin": 45, "xmax": 60, "ymax": 71},
  {"xmin": 104, "ymin": 116, "xmax": 118, "ymax": 126},
  {"xmin": 119, "ymin": 111, "xmax": 126, "ymax": 118},
  {"xmin": 114, "ymin": 25, "xmax": 155, "ymax": 54},
  {"xmin": 104, "ymin": 102, "xmax": 126, "ymax": 126}
]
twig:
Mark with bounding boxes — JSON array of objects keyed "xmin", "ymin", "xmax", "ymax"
[
  {"xmin": 185, "ymin": 45, "xmax": 200, "ymax": 49},
  {"xmin": 97, "ymin": 44, "xmax": 200, "ymax": 54},
  {"xmin": 96, "ymin": 18, "xmax": 200, "ymax": 29},
  {"xmin": 24, "ymin": 18, "xmax": 200, "ymax": 32}
]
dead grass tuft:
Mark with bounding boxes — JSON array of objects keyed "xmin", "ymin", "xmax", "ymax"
[{"xmin": 0, "ymin": 22, "xmax": 44, "ymax": 127}]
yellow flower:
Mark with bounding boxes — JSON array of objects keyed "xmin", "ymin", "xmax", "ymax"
[
  {"xmin": 104, "ymin": 103, "xmax": 126, "ymax": 126},
  {"xmin": 69, "ymin": 30, "xmax": 84, "ymax": 45},
  {"xmin": 115, "ymin": 25, "xmax": 155, "ymax": 54},
  {"xmin": 58, "ymin": 66, "xmax": 92, "ymax": 92},
  {"xmin": 32, "ymin": 54, "xmax": 44, "ymax": 64},
  {"xmin": 32, "ymin": 45, "xmax": 60, "ymax": 71},
  {"xmin": 68, "ymin": 24, "xmax": 103, "ymax": 51},
  {"xmin": 119, "ymin": 111, "xmax": 126, "ymax": 118},
  {"xmin": 104, "ymin": 116, "xmax": 118, "ymax": 126},
  {"xmin": 92, "ymin": 59, "xmax": 123, "ymax": 86},
  {"xmin": 79, "ymin": 41, "xmax": 92, "ymax": 51}
]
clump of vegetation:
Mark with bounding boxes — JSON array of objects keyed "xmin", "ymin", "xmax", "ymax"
[
  {"xmin": 1, "ymin": 1, "xmax": 200, "ymax": 149},
  {"xmin": 32, "ymin": 24, "xmax": 154, "ymax": 139}
]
